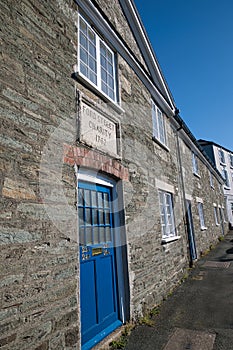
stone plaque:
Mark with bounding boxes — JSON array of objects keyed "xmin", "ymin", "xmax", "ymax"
[{"xmin": 79, "ymin": 102, "xmax": 118, "ymax": 155}]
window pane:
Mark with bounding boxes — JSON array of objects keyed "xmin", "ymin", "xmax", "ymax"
[
  {"xmin": 103, "ymin": 193, "xmax": 109, "ymax": 208},
  {"xmin": 84, "ymin": 190, "xmax": 91, "ymax": 206},
  {"xmin": 80, "ymin": 18, "xmax": 87, "ymax": 34},
  {"xmin": 98, "ymin": 209, "xmax": 104, "ymax": 225},
  {"xmin": 79, "ymin": 228, "xmax": 85, "ymax": 246},
  {"xmin": 93, "ymin": 226, "xmax": 99, "ymax": 244},
  {"xmin": 78, "ymin": 208, "xmax": 84, "ymax": 226},
  {"xmin": 105, "ymin": 211, "xmax": 110, "ymax": 225},
  {"xmin": 107, "ymin": 62, "xmax": 113, "ymax": 75},
  {"xmin": 101, "ymin": 68, "xmax": 107, "ymax": 82},
  {"xmin": 88, "ymin": 28, "xmax": 95, "ymax": 43},
  {"xmin": 85, "ymin": 208, "xmax": 92, "ymax": 225},
  {"xmin": 80, "ymin": 34, "xmax": 87, "ymax": 48},
  {"xmin": 93, "ymin": 209, "xmax": 98, "ymax": 225},
  {"xmin": 80, "ymin": 47, "xmax": 88, "ymax": 64},
  {"xmin": 86, "ymin": 227, "xmax": 92, "ymax": 245},
  {"xmin": 108, "ymin": 89, "xmax": 114, "ymax": 100},
  {"xmin": 97, "ymin": 192, "xmax": 103, "ymax": 207},
  {"xmin": 80, "ymin": 62, "xmax": 87, "ymax": 76},
  {"xmin": 106, "ymin": 226, "xmax": 111, "ymax": 242},
  {"xmin": 101, "ymin": 82, "xmax": 107, "ymax": 94},
  {"xmin": 89, "ymin": 43, "xmax": 96, "ymax": 58},
  {"xmin": 89, "ymin": 57, "xmax": 96, "ymax": 71},
  {"xmin": 89, "ymin": 71, "xmax": 97, "ymax": 84},
  {"xmin": 78, "ymin": 188, "xmax": 84, "ymax": 206},
  {"xmin": 99, "ymin": 227, "xmax": 105, "ymax": 243},
  {"xmin": 109, "ymin": 77, "xmax": 114, "ymax": 89},
  {"xmin": 91, "ymin": 191, "xmax": 97, "ymax": 207},
  {"xmin": 101, "ymin": 55, "xmax": 107, "ymax": 69}
]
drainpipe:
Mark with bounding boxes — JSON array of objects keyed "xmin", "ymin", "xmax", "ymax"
[{"xmin": 174, "ymin": 109, "xmax": 193, "ymax": 267}]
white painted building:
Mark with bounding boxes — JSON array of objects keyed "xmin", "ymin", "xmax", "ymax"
[{"xmin": 198, "ymin": 140, "xmax": 233, "ymax": 228}]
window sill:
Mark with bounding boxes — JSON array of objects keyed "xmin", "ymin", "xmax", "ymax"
[
  {"xmin": 224, "ymin": 186, "xmax": 231, "ymax": 190},
  {"xmin": 162, "ymin": 235, "xmax": 181, "ymax": 244},
  {"xmin": 201, "ymin": 226, "xmax": 208, "ymax": 231},
  {"xmin": 193, "ymin": 172, "xmax": 201, "ymax": 179},
  {"xmin": 75, "ymin": 72, "xmax": 125, "ymax": 114},
  {"xmin": 215, "ymin": 223, "xmax": 220, "ymax": 226},
  {"xmin": 152, "ymin": 137, "xmax": 170, "ymax": 152},
  {"xmin": 211, "ymin": 185, "xmax": 215, "ymax": 189}
]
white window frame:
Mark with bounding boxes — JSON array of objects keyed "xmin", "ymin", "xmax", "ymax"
[
  {"xmin": 192, "ymin": 153, "xmax": 199, "ymax": 176},
  {"xmin": 158, "ymin": 190, "xmax": 178, "ymax": 242},
  {"xmin": 78, "ymin": 15, "xmax": 117, "ymax": 103},
  {"xmin": 229, "ymin": 154, "xmax": 233, "ymax": 168},
  {"xmin": 197, "ymin": 202, "xmax": 207, "ymax": 230},
  {"xmin": 209, "ymin": 171, "xmax": 214, "ymax": 188},
  {"xmin": 222, "ymin": 167, "xmax": 230, "ymax": 188},
  {"xmin": 152, "ymin": 101, "xmax": 167, "ymax": 146},
  {"xmin": 218, "ymin": 149, "xmax": 225, "ymax": 164},
  {"xmin": 221, "ymin": 206, "xmax": 226, "ymax": 223}
]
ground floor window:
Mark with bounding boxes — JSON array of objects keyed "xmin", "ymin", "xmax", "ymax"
[
  {"xmin": 158, "ymin": 190, "xmax": 176, "ymax": 239},
  {"xmin": 197, "ymin": 202, "xmax": 206, "ymax": 230},
  {"xmin": 213, "ymin": 206, "xmax": 219, "ymax": 225}
]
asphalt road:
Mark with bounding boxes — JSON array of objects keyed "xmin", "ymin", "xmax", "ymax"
[{"xmin": 125, "ymin": 231, "xmax": 233, "ymax": 350}]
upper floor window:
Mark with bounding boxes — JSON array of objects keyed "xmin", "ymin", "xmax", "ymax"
[
  {"xmin": 222, "ymin": 167, "xmax": 230, "ymax": 188},
  {"xmin": 209, "ymin": 171, "xmax": 214, "ymax": 188},
  {"xmin": 229, "ymin": 154, "xmax": 233, "ymax": 168},
  {"xmin": 78, "ymin": 15, "xmax": 117, "ymax": 102},
  {"xmin": 152, "ymin": 102, "xmax": 166, "ymax": 145},
  {"xmin": 192, "ymin": 153, "xmax": 199, "ymax": 175},
  {"xmin": 158, "ymin": 190, "xmax": 176, "ymax": 240},
  {"xmin": 218, "ymin": 149, "xmax": 225, "ymax": 164}
]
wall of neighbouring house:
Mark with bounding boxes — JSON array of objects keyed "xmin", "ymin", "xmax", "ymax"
[{"xmin": 180, "ymin": 139, "xmax": 228, "ymax": 256}]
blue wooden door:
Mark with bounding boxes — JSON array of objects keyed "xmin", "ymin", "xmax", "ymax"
[
  {"xmin": 78, "ymin": 182, "xmax": 121, "ymax": 350},
  {"xmin": 186, "ymin": 200, "xmax": 197, "ymax": 261}
]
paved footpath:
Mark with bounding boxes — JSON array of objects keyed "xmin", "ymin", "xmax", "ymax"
[{"xmin": 125, "ymin": 231, "xmax": 233, "ymax": 350}]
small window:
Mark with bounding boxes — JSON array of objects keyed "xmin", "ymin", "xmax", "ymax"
[
  {"xmin": 221, "ymin": 207, "xmax": 226, "ymax": 223},
  {"xmin": 197, "ymin": 202, "xmax": 206, "ymax": 229},
  {"xmin": 222, "ymin": 168, "xmax": 230, "ymax": 187},
  {"xmin": 152, "ymin": 102, "xmax": 166, "ymax": 145},
  {"xmin": 229, "ymin": 154, "xmax": 233, "ymax": 168},
  {"xmin": 218, "ymin": 149, "xmax": 225, "ymax": 164},
  {"xmin": 78, "ymin": 15, "xmax": 117, "ymax": 102},
  {"xmin": 213, "ymin": 206, "xmax": 219, "ymax": 225},
  {"xmin": 209, "ymin": 171, "xmax": 214, "ymax": 188},
  {"xmin": 192, "ymin": 153, "xmax": 199, "ymax": 175},
  {"xmin": 159, "ymin": 190, "xmax": 176, "ymax": 240}
]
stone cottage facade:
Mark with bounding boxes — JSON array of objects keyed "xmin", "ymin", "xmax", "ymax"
[
  {"xmin": 198, "ymin": 140, "xmax": 233, "ymax": 229},
  {"xmin": 0, "ymin": 1, "xmax": 228, "ymax": 349}
]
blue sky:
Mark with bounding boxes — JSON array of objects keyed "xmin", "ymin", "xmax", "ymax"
[{"xmin": 134, "ymin": 0, "xmax": 233, "ymax": 150}]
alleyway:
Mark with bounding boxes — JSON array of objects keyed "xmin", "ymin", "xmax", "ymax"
[{"xmin": 125, "ymin": 231, "xmax": 233, "ymax": 350}]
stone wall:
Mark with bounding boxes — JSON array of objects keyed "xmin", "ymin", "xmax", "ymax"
[
  {"xmin": 0, "ymin": 1, "xmax": 80, "ymax": 349},
  {"xmin": 180, "ymin": 138, "xmax": 228, "ymax": 256}
]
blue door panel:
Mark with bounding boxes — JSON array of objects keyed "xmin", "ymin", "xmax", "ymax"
[
  {"xmin": 79, "ymin": 181, "xmax": 122, "ymax": 349},
  {"xmin": 80, "ymin": 260, "xmax": 97, "ymax": 332},
  {"xmin": 97, "ymin": 255, "xmax": 116, "ymax": 320}
]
